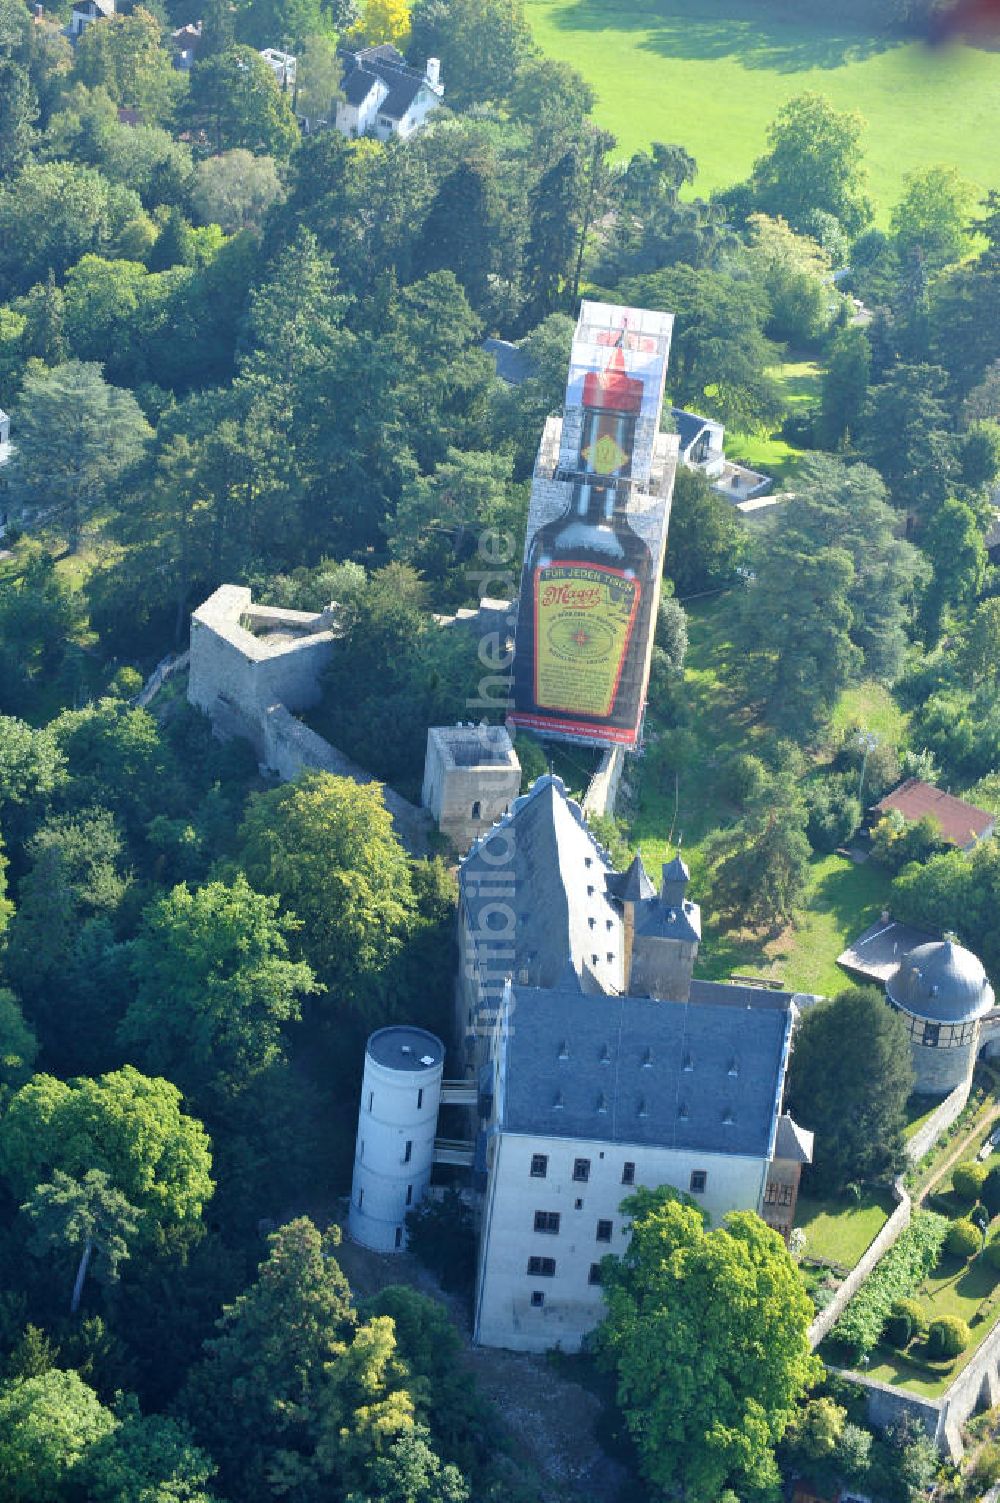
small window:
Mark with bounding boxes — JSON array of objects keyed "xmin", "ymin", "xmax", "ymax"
[
  {"xmin": 395, "ymin": 1226, "xmax": 403, "ymax": 1249},
  {"xmin": 589, "ymin": 1263, "xmax": 602, "ymax": 1286},
  {"xmin": 607, "ymin": 952, "xmax": 614, "ymax": 963},
  {"xmin": 596, "ymin": 1219, "xmax": 613, "ymax": 1243},
  {"xmin": 472, "ymin": 800, "xmax": 481, "ymax": 819},
  {"xmin": 530, "ymin": 1154, "xmax": 548, "ymax": 1178},
  {"xmin": 406, "ymin": 1184, "xmax": 413, "ymax": 1206},
  {"xmin": 584, "ymin": 856, "xmax": 592, "ymax": 868},
  {"xmin": 779, "ymin": 1183, "xmax": 793, "ymax": 1206},
  {"xmin": 642, "ymin": 1047, "xmax": 652, "ymax": 1068},
  {"xmin": 923, "ymin": 1021, "xmax": 940, "ymax": 1047},
  {"xmin": 357, "ymin": 1187, "xmax": 363, "ymax": 1208},
  {"xmin": 534, "ymin": 1210, "xmax": 561, "ymax": 1234},
  {"xmin": 403, "ymin": 1140, "xmax": 412, "ymax": 1164},
  {"xmin": 622, "ymin": 1161, "xmax": 635, "ymax": 1185},
  {"xmin": 360, "ymin": 1139, "xmax": 365, "ymax": 1161},
  {"xmin": 597, "ymin": 1093, "xmax": 608, "ymax": 1114},
  {"xmin": 530, "ymin": 1290, "xmax": 545, "ymax": 1307},
  {"xmin": 683, "ymin": 1051, "xmax": 694, "ymax": 1072},
  {"xmin": 574, "ymin": 1197, "xmax": 584, "ymax": 1210},
  {"xmin": 368, "ymin": 1091, "xmax": 374, "ymax": 1111},
  {"xmin": 417, "ymin": 1088, "xmax": 423, "ymax": 1110},
  {"xmin": 588, "ymin": 917, "xmax": 596, "ymax": 930},
  {"xmin": 573, "ymin": 1158, "xmax": 591, "ymax": 1183},
  {"xmin": 587, "ymin": 884, "xmax": 594, "ymax": 897},
  {"xmin": 764, "ymin": 1181, "xmax": 779, "ymax": 1205},
  {"xmin": 557, "ymin": 1040, "xmax": 569, "ymax": 1059},
  {"xmin": 690, "ymin": 1170, "xmax": 707, "ymax": 1194},
  {"xmin": 527, "ymin": 1256, "xmax": 556, "ymax": 1277}
]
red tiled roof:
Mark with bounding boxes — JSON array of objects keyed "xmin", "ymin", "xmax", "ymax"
[{"xmin": 875, "ymin": 778, "xmax": 995, "ymax": 848}]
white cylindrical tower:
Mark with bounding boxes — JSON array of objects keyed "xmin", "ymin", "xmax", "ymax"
[{"xmin": 348, "ymin": 1025, "xmax": 445, "ymax": 1253}]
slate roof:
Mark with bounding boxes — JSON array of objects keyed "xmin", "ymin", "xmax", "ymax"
[
  {"xmin": 874, "ymin": 777, "xmax": 994, "ymax": 849},
  {"xmin": 774, "ymin": 1113, "xmax": 814, "ymax": 1164},
  {"xmin": 460, "ymin": 776, "xmax": 624, "ymax": 997},
  {"xmin": 887, "ymin": 939, "xmax": 995, "ymax": 1025},
  {"xmin": 483, "ymin": 337, "xmax": 532, "ymax": 386},
  {"xmin": 838, "ymin": 918, "xmax": 938, "ymax": 984},
  {"xmin": 605, "ymin": 854, "xmax": 656, "ymax": 905},
  {"xmin": 500, "ymin": 982, "xmax": 793, "ymax": 1158},
  {"xmin": 338, "ymin": 43, "xmax": 433, "ymax": 121}
]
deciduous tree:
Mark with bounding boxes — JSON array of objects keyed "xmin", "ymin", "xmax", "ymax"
[
  {"xmin": 746, "ymin": 92, "xmax": 874, "ymax": 238},
  {"xmin": 595, "ymin": 1192, "xmax": 820, "ymax": 1502},
  {"xmin": 0, "ymin": 1369, "xmax": 115, "ymax": 1503}
]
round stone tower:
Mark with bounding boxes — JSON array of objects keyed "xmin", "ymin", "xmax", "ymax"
[
  {"xmin": 348, "ymin": 1025, "xmax": 445, "ymax": 1253},
  {"xmin": 886, "ymin": 939, "xmax": 995, "ymax": 1094}
]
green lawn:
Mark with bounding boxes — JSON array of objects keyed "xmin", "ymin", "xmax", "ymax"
[
  {"xmin": 728, "ymin": 358, "xmax": 822, "ymax": 486},
  {"xmin": 830, "ymin": 680, "xmax": 910, "ymax": 745},
  {"xmin": 865, "ymin": 1253, "xmax": 1000, "ymax": 1396},
  {"xmin": 796, "ymin": 1189, "xmax": 895, "ymax": 1268},
  {"xmin": 526, "ymin": 0, "xmax": 1000, "ymax": 217},
  {"xmin": 634, "ymin": 592, "xmax": 896, "ymax": 995}
]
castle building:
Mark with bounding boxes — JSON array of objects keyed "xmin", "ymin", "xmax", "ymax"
[
  {"xmin": 885, "ymin": 938, "xmax": 996, "ymax": 1094},
  {"xmin": 347, "ymin": 774, "xmax": 814, "ymax": 1352}
]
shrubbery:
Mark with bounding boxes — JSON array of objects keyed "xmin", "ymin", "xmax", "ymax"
[
  {"xmin": 945, "ymin": 1218, "xmax": 981, "ymax": 1259},
  {"xmin": 951, "ymin": 1161, "xmax": 988, "ymax": 1202},
  {"xmin": 833, "ymin": 1212, "xmax": 948, "ymax": 1357},
  {"xmin": 984, "ymin": 1235, "xmax": 1000, "ymax": 1270},
  {"xmin": 926, "ymin": 1315, "xmax": 970, "ymax": 1359},
  {"xmin": 884, "ymin": 1295, "xmax": 928, "ymax": 1349}
]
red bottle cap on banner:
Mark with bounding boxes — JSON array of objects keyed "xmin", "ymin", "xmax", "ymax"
[{"xmin": 582, "ymin": 345, "xmax": 643, "ymax": 415}]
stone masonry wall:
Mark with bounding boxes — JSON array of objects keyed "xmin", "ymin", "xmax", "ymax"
[
  {"xmin": 581, "ymin": 745, "xmax": 625, "ymax": 819},
  {"xmin": 808, "ymin": 1179, "xmax": 911, "ymax": 1348},
  {"xmin": 907, "ymin": 1077, "xmax": 972, "ymax": 1165},
  {"xmin": 262, "ymin": 705, "xmax": 431, "ymax": 856}
]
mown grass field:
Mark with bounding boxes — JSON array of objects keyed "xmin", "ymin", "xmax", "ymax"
[
  {"xmin": 526, "ymin": 0, "xmax": 1000, "ymax": 216},
  {"xmin": 796, "ymin": 1189, "xmax": 895, "ymax": 1268}
]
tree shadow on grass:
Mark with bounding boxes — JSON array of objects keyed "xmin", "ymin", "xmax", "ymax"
[
  {"xmin": 544, "ymin": 0, "xmax": 901, "ymax": 74},
  {"xmin": 807, "ymin": 856, "xmax": 893, "ymax": 940}
]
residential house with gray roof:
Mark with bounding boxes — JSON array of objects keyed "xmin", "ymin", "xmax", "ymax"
[{"xmin": 334, "ymin": 44, "xmax": 443, "ymax": 142}]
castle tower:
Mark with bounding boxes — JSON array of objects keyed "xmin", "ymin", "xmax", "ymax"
[
  {"xmin": 886, "ymin": 939, "xmax": 995, "ymax": 1095},
  {"xmin": 627, "ymin": 855, "xmax": 701, "ymax": 1002},
  {"xmin": 422, "ymin": 724, "xmax": 521, "ymax": 856},
  {"xmin": 348, "ymin": 1026, "xmax": 445, "ymax": 1253}
]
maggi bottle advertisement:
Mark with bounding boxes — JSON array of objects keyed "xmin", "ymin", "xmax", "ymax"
[{"xmin": 509, "ymin": 301, "xmax": 677, "ymax": 749}]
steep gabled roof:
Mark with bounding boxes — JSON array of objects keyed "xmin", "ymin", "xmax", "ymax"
[
  {"xmin": 461, "ymin": 775, "xmax": 623, "ymax": 997},
  {"xmin": 874, "ymin": 777, "xmax": 994, "ymax": 848}
]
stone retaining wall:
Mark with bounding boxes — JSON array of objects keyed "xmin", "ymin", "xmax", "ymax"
[
  {"xmin": 262, "ymin": 705, "xmax": 431, "ymax": 856},
  {"xmin": 907, "ymin": 1077, "xmax": 973, "ymax": 1165},
  {"xmin": 808, "ymin": 1179, "xmax": 911, "ymax": 1348},
  {"xmin": 581, "ymin": 745, "xmax": 625, "ymax": 820}
]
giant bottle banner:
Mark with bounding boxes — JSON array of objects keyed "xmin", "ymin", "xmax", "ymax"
[{"xmin": 509, "ymin": 301, "xmax": 677, "ymax": 749}]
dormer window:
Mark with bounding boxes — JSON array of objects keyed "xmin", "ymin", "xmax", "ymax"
[
  {"xmin": 557, "ymin": 1040, "xmax": 569, "ymax": 1060},
  {"xmin": 597, "ymin": 1093, "xmax": 608, "ymax": 1114},
  {"xmin": 728, "ymin": 1057, "xmax": 739, "ymax": 1077},
  {"xmin": 642, "ymin": 1047, "xmax": 653, "ymax": 1068},
  {"xmin": 678, "ymin": 1102, "xmax": 689, "ymax": 1121},
  {"xmin": 637, "ymin": 1097, "xmax": 648, "ymax": 1118},
  {"xmin": 722, "ymin": 1108, "xmax": 735, "ymax": 1125},
  {"xmin": 683, "ymin": 1051, "xmax": 694, "ymax": 1072},
  {"xmin": 553, "ymin": 1091, "xmax": 565, "ymax": 1110},
  {"xmin": 599, "ymin": 1044, "xmax": 610, "ymax": 1065}
]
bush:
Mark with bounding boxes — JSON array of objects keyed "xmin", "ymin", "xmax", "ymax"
[
  {"xmin": 983, "ymin": 1165, "xmax": 1000, "ymax": 1218},
  {"xmin": 720, "ymin": 752, "xmax": 768, "ymax": 808},
  {"xmin": 946, "ymin": 1218, "xmax": 980, "ymax": 1258},
  {"xmin": 833, "ymin": 1212, "xmax": 948, "ymax": 1358},
  {"xmin": 971, "ymin": 1441, "xmax": 1000, "ymax": 1489},
  {"xmin": 951, "ymin": 1161, "xmax": 988, "ymax": 1202},
  {"xmin": 804, "ymin": 772, "xmax": 862, "ymax": 854},
  {"xmin": 884, "ymin": 1295, "xmax": 928, "ymax": 1349},
  {"xmin": 926, "ymin": 1315, "xmax": 970, "ymax": 1359},
  {"xmin": 405, "ymin": 1189, "xmax": 476, "ymax": 1293}
]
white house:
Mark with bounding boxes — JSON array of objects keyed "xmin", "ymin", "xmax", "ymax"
[
  {"xmin": 259, "ymin": 47, "xmax": 296, "ymax": 90},
  {"xmin": 671, "ymin": 405, "xmax": 772, "ymax": 505},
  {"xmin": 69, "ymin": 0, "xmax": 113, "ymax": 37},
  {"xmin": 335, "ymin": 44, "xmax": 443, "ymax": 142}
]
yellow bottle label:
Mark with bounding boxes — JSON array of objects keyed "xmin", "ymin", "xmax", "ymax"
[{"xmin": 533, "ymin": 562, "xmax": 640, "ymax": 717}]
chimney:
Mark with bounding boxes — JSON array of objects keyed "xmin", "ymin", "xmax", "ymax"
[{"xmin": 425, "ymin": 56, "xmax": 440, "ymax": 88}]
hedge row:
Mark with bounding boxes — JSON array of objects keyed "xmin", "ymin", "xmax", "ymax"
[{"xmin": 832, "ymin": 1211, "xmax": 949, "ymax": 1357}]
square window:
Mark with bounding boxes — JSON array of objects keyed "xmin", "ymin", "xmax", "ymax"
[
  {"xmin": 530, "ymin": 1154, "xmax": 548, "ymax": 1178},
  {"xmin": 530, "ymin": 1290, "xmax": 545, "ymax": 1307},
  {"xmin": 622, "ymin": 1161, "xmax": 636, "ymax": 1186},
  {"xmin": 690, "ymin": 1170, "xmax": 707, "ymax": 1194},
  {"xmin": 596, "ymin": 1219, "xmax": 613, "ymax": 1243},
  {"xmin": 589, "ymin": 1263, "xmax": 602, "ymax": 1286},
  {"xmin": 527, "ymin": 1256, "xmax": 556, "ymax": 1277},
  {"xmin": 534, "ymin": 1210, "xmax": 560, "ymax": 1234},
  {"xmin": 573, "ymin": 1158, "xmax": 591, "ymax": 1183},
  {"xmin": 575, "ymin": 1198, "xmax": 584, "ymax": 1210}
]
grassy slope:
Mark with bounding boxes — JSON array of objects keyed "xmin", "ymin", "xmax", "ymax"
[
  {"xmin": 634, "ymin": 592, "xmax": 895, "ymax": 997},
  {"xmin": 526, "ymin": 0, "xmax": 1000, "ymax": 217}
]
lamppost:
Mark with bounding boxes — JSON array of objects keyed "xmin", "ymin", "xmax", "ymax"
[{"xmin": 857, "ymin": 730, "xmax": 878, "ymax": 809}]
